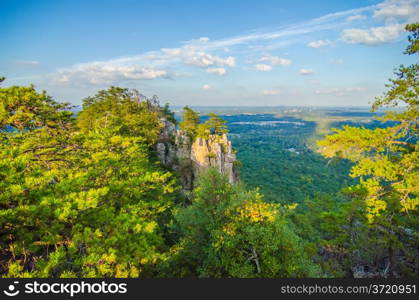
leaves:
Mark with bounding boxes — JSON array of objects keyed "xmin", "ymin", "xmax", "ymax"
[
  {"xmin": 318, "ymin": 24, "xmax": 418, "ymax": 218},
  {"xmin": 170, "ymin": 168, "xmax": 319, "ymax": 278},
  {"xmin": 313, "ymin": 23, "xmax": 419, "ymax": 277},
  {"xmin": 0, "ymin": 86, "xmax": 178, "ymax": 277}
]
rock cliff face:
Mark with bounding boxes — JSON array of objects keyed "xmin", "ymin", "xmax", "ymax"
[{"xmin": 156, "ymin": 118, "xmax": 239, "ymax": 190}]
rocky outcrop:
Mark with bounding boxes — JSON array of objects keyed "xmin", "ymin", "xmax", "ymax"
[
  {"xmin": 191, "ymin": 135, "xmax": 237, "ymax": 184},
  {"xmin": 156, "ymin": 118, "xmax": 177, "ymax": 166},
  {"xmin": 156, "ymin": 118, "xmax": 239, "ymax": 190}
]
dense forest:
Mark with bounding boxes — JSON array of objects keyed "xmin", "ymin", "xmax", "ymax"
[
  {"xmin": 0, "ymin": 24, "xmax": 417, "ymax": 278},
  {"xmin": 213, "ymin": 114, "xmax": 356, "ymax": 203}
]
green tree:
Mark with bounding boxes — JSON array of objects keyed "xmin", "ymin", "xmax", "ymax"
[
  {"xmin": 160, "ymin": 103, "xmax": 176, "ymax": 124},
  {"xmin": 77, "ymin": 87, "xmax": 162, "ymax": 146},
  {"xmin": 179, "ymin": 106, "xmax": 200, "ymax": 138},
  {"xmin": 168, "ymin": 168, "xmax": 319, "ymax": 277},
  {"xmin": 317, "ymin": 23, "xmax": 418, "ymax": 277},
  {"xmin": 196, "ymin": 123, "xmax": 210, "ymax": 139},
  {"xmin": 205, "ymin": 113, "xmax": 228, "ymax": 136},
  {"xmin": 0, "ymin": 85, "xmax": 179, "ymax": 277},
  {"xmin": 0, "ymin": 82, "xmax": 73, "ymax": 131},
  {"xmin": 405, "ymin": 23, "xmax": 419, "ymax": 55},
  {"xmin": 318, "ymin": 24, "xmax": 418, "ymax": 219}
]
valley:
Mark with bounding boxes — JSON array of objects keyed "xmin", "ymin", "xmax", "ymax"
[{"xmin": 178, "ymin": 107, "xmax": 383, "ymax": 204}]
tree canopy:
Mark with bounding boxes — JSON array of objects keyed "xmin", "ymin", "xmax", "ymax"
[
  {"xmin": 167, "ymin": 168, "xmax": 319, "ymax": 277},
  {"xmin": 179, "ymin": 106, "xmax": 200, "ymax": 138},
  {"xmin": 1, "ymin": 23, "xmax": 417, "ymax": 279},
  {"xmin": 316, "ymin": 23, "xmax": 418, "ymax": 277},
  {"xmin": 318, "ymin": 23, "xmax": 418, "ymax": 219},
  {"xmin": 0, "ymin": 85, "xmax": 178, "ymax": 277}
]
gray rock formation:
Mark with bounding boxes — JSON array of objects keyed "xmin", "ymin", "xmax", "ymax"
[{"xmin": 156, "ymin": 118, "xmax": 239, "ymax": 190}]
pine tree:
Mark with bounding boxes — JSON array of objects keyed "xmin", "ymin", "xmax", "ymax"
[
  {"xmin": 170, "ymin": 168, "xmax": 320, "ymax": 277},
  {"xmin": 179, "ymin": 106, "xmax": 200, "ymax": 138},
  {"xmin": 317, "ymin": 23, "xmax": 419, "ymax": 277}
]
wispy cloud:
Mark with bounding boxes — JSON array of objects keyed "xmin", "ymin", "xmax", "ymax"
[
  {"xmin": 54, "ymin": 39, "xmax": 237, "ymax": 85},
  {"xmin": 259, "ymin": 55, "xmax": 291, "ymax": 65},
  {"xmin": 342, "ymin": 0, "xmax": 418, "ymax": 46},
  {"xmin": 307, "ymin": 39, "xmax": 332, "ymax": 48},
  {"xmin": 55, "ymin": 64, "xmax": 168, "ymax": 85},
  {"xmin": 342, "ymin": 23, "xmax": 405, "ymax": 45},
  {"xmin": 161, "ymin": 48, "xmax": 236, "ymax": 68},
  {"xmin": 346, "ymin": 14, "xmax": 367, "ymax": 22},
  {"xmin": 299, "ymin": 69, "xmax": 314, "ymax": 75},
  {"xmin": 255, "ymin": 64, "xmax": 272, "ymax": 71},
  {"xmin": 201, "ymin": 5, "xmax": 374, "ymax": 50},
  {"xmin": 15, "ymin": 60, "xmax": 40, "ymax": 65},
  {"xmin": 373, "ymin": 0, "xmax": 419, "ymax": 22},
  {"xmin": 315, "ymin": 86, "xmax": 367, "ymax": 96},
  {"xmin": 50, "ymin": 1, "xmax": 396, "ymax": 86},
  {"xmin": 261, "ymin": 89, "xmax": 281, "ymax": 96},
  {"xmin": 206, "ymin": 67, "xmax": 227, "ymax": 76}
]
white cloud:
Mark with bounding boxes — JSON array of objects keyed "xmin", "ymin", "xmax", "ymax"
[
  {"xmin": 261, "ymin": 89, "xmax": 280, "ymax": 96},
  {"xmin": 255, "ymin": 64, "xmax": 272, "ymax": 71},
  {"xmin": 373, "ymin": 0, "xmax": 419, "ymax": 22},
  {"xmin": 56, "ymin": 64, "xmax": 168, "ymax": 85},
  {"xmin": 15, "ymin": 60, "xmax": 39, "ymax": 65},
  {"xmin": 342, "ymin": 23, "xmax": 405, "ymax": 45},
  {"xmin": 55, "ymin": 46, "xmax": 235, "ymax": 85},
  {"xmin": 203, "ymin": 5, "xmax": 374, "ymax": 50},
  {"xmin": 259, "ymin": 55, "xmax": 291, "ymax": 65},
  {"xmin": 202, "ymin": 84, "xmax": 211, "ymax": 90},
  {"xmin": 299, "ymin": 69, "xmax": 314, "ymax": 75},
  {"xmin": 251, "ymin": 55, "xmax": 291, "ymax": 72},
  {"xmin": 307, "ymin": 39, "xmax": 331, "ymax": 48},
  {"xmin": 315, "ymin": 86, "xmax": 367, "ymax": 96},
  {"xmin": 199, "ymin": 37, "xmax": 210, "ymax": 42},
  {"xmin": 162, "ymin": 48, "xmax": 236, "ymax": 68},
  {"xmin": 341, "ymin": 1, "xmax": 417, "ymax": 47},
  {"xmin": 346, "ymin": 14, "xmax": 367, "ymax": 22},
  {"xmin": 206, "ymin": 67, "xmax": 227, "ymax": 76},
  {"xmin": 49, "ymin": 2, "xmax": 379, "ymax": 86}
]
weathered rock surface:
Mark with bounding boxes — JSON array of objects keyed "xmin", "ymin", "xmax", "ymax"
[{"xmin": 156, "ymin": 118, "xmax": 239, "ymax": 190}]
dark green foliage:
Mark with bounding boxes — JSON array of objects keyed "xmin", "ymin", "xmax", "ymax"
[
  {"xmin": 315, "ymin": 23, "xmax": 419, "ymax": 277},
  {"xmin": 77, "ymin": 87, "xmax": 162, "ymax": 146},
  {"xmin": 0, "ymin": 24, "xmax": 417, "ymax": 279},
  {"xmin": 0, "ymin": 83, "xmax": 74, "ymax": 131},
  {"xmin": 160, "ymin": 103, "xmax": 177, "ymax": 124},
  {"xmin": 166, "ymin": 168, "xmax": 320, "ymax": 278},
  {"xmin": 405, "ymin": 23, "xmax": 419, "ymax": 55},
  {"xmin": 179, "ymin": 107, "xmax": 228, "ymax": 140},
  {"xmin": 179, "ymin": 106, "xmax": 200, "ymax": 138},
  {"xmin": 0, "ymin": 86, "xmax": 178, "ymax": 277},
  {"xmin": 223, "ymin": 114, "xmax": 355, "ymax": 203},
  {"xmin": 291, "ymin": 188, "xmax": 418, "ymax": 277},
  {"xmin": 204, "ymin": 113, "xmax": 228, "ymax": 136}
]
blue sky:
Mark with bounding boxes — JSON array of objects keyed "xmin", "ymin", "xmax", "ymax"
[{"xmin": 1, "ymin": 0, "xmax": 418, "ymax": 106}]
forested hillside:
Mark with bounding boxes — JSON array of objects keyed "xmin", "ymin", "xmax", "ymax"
[
  {"xmin": 215, "ymin": 114, "xmax": 356, "ymax": 203},
  {"xmin": 0, "ymin": 23, "xmax": 417, "ymax": 278}
]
